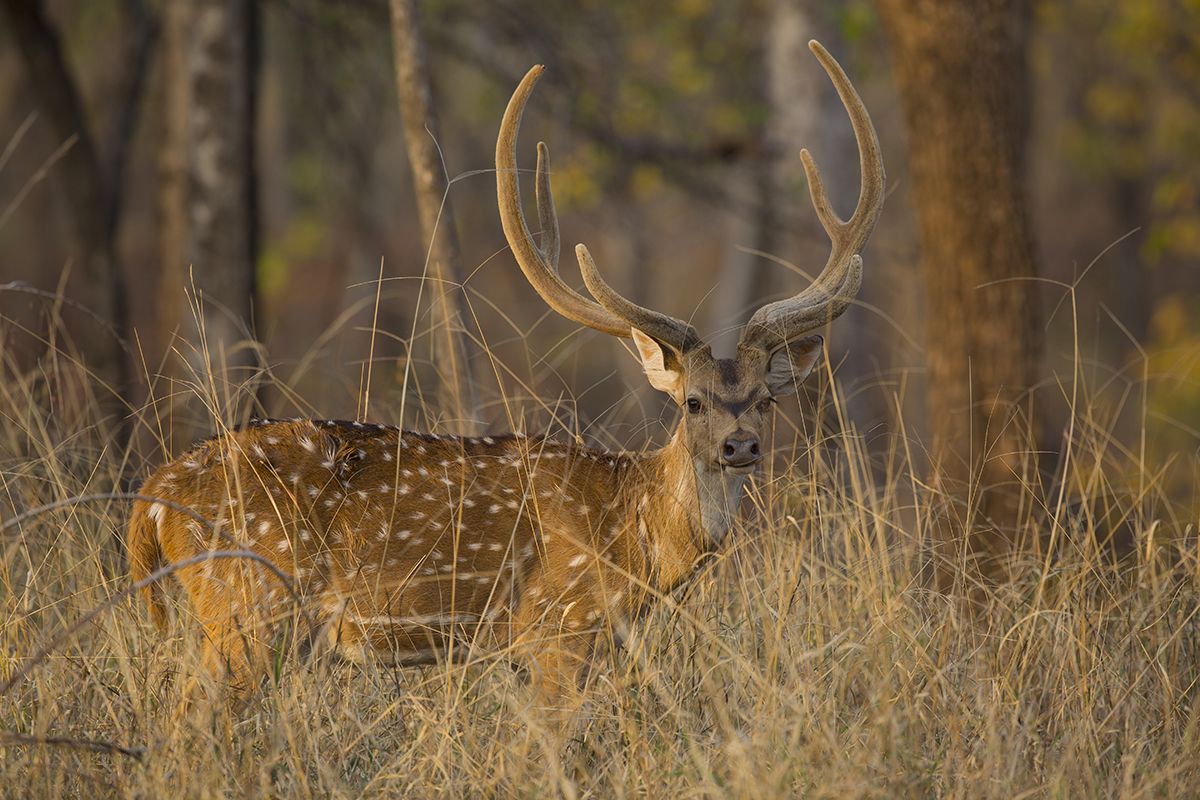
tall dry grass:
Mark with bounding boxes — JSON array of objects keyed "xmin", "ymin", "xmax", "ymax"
[{"xmin": 0, "ymin": 287, "xmax": 1197, "ymax": 800}]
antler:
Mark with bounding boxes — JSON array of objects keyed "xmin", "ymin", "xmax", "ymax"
[
  {"xmin": 497, "ymin": 66, "xmax": 703, "ymax": 353},
  {"xmin": 738, "ymin": 40, "xmax": 885, "ymax": 355},
  {"xmin": 497, "ymin": 66, "xmax": 630, "ymax": 339}
]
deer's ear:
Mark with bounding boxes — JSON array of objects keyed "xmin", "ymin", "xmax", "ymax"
[
  {"xmin": 632, "ymin": 329, "xmax": 685, "ymax": 402},
  {"xmin": 765, "ymin": 335, "xmax": 824, "ymax": 397}
]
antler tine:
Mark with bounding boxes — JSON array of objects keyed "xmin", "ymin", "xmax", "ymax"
[
  {"xmin": 534, "ymin": 142, "xmax": 559, "ymax": 272},
  {"xmin": 497, "ymin": 65, "xmax": 631, "ymax": 339},
  {"xmin": 740, "ymin": 40, "xmax": 885, "ymax": 354},
  {"xmin": 576, "ymin": 244, "xmax": 703, "ymax": 353}
]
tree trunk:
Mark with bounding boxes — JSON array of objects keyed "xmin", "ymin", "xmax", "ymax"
[
  {"xmin": 875, "ymin": 0, "xmax": 1043, "ymax": 573},
  {"xmin": 389, "ymin": 0, "xmax": 480, "ymax": 435},
  {"xmin": 761, "ymin": 0, "xmax": 886, "ymax": 436},
  {"xmin": 157, "ymin": 0, "xmax": 259, "ymax": 437},
  {"xmin": 2, "ymin": 0, "xmax": 130, "ymax": 407}
]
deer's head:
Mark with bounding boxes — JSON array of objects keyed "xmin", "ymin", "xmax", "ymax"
[{"xmin": 496, "ymin": 42, "xmax": 884, "ymax": 522}]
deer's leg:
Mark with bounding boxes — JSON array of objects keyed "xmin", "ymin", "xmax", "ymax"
[
  {"xmin": 504, "ymin": 624, "xmax": 597, "ymax": 738},
  {"xmin": 182, "ymin": 562, "xmax": 277, "ymax": 697},
  {"xmin": 197, "ymin": 618, "xmax": 264, "ymax": 696}
]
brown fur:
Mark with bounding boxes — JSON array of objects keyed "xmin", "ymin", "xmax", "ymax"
[
  {"xmin": 129, "ymin": 419, "xmax": 722, "ymax": 707},
  {"xmin": 130, "ymin": 43, "xmax": 882, "ymax": 726}
]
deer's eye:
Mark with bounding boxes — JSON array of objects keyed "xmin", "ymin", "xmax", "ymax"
[
  {"xmin": 686, "ymin": 398, "xmax": 702, "ymax": 414},
  {"xmin": 757, "ymin": 398, "xmax": 775, "ymax": 413}
]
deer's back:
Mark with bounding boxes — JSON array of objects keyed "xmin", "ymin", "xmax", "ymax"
[{"xmin": 133, "ymin": 419, "xmax": 645, "ymax": 662}]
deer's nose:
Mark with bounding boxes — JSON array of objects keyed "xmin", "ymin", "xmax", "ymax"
[{"xmin": 722, "ymin": 433, "xmax": 760, "ymax": 468}]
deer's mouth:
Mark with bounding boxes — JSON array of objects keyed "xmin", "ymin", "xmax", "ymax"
[{"xmin": 721, "ymin": 463, "xmax": 758, "ymax": 476}]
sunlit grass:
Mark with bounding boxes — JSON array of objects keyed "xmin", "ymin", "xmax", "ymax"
[{"xmin": 0, "ymin": 293, "xmax": 1197, "ymax": 799}]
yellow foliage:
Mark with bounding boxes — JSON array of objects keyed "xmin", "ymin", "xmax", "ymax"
[
  {"xmin": 668, "ymin": 49, "xmax": 711, "ymax": 97},
  {"xmin": 258, "ymin": 215, "xmax": 329, "ymax": 301},
  {"xmin": 631, "ymin": 163, "xmax": 664, "ymax": 200},
  {"xmin": 555, "ymin": 155, "xmax": 604, "ymax": 210},
  {"xmin": 673, "ymin": 0, "xmax": 711, "ymax": 19},
  {"xmin": 1150, "ymin": 293, "xmax": 1189, "ymax": 346},
  {"xmin": 1144, "ymin": 294, "xmax": 1200, "ymax": 495}
]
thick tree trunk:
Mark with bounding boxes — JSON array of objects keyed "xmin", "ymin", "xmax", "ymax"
[
  {"xmin": 157, "ymin": 0, "xmax": 259, "ymax": 436},
  {"xmin": 875, "ymin": 0, "xmax": 1043, "ymax": 572},
  {"xmin": 2, "ymin": 0, "xmax": 130, "ymax": 406},
  {"xmin": 389, "ymin": 0, "xmax": 480, "ymax": 435}
]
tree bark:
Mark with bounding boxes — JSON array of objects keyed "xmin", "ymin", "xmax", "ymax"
[
  {"xmin": 875, "ymin": 0, "xmax": 1043, "ymax": 571},
  {"xmin": 389, "ymin": 0, "xmax": 480, "ymax": 435},
  {"xmin": 2, "ymin": 0, "xmax": 130, "ymax": 404},
  {"xmin": 156, "ymin": 0, "xmax": 259, "ymax": 433}
]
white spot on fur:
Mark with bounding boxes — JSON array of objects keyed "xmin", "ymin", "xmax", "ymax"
[{"xmin": 147, "ymin": 503, "xmax": 166, "ymax": 536}]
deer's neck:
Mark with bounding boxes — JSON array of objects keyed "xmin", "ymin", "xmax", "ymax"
[{"xmin": 630, "ymin": 430, "xmax": 749, "ymax": 591}]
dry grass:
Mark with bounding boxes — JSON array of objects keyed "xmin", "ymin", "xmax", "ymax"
[{"xmin": 0, "ymin": 300, "xmax": 1197, "ymax": 800}]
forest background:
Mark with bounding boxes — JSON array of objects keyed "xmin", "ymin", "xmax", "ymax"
[
  {"xmin": 1, "ymin": 1, "xmax": 1199, "ymax": 796},
  {"xmin": 1, "ymin": 0, "xmax": 1198, "ymax": 580}
]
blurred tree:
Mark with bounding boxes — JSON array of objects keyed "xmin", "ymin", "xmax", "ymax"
[
  {"xmin": 1039, "ymin": 0, "xmax": 1200, "ymax": 345},
  {"xmin": 431, "ymin": 0, "xmax": 768, "ymax": 258},
  {"xmin": 156, "ymin": 0, "xmax": 259, "ymax": 437},
  {"xmin": 710, "ymin": 0, "xmax": 853, "ymax": 349},
  {"xmin": 429, "ymin": 0, "xmax": 772, "ymax": 411},
  {"xmin": 1, "ymin": 0, "xmax": 154, "ymax": 414},
  {"xmin": 389, "ymin": 0, "xmax": 480, "ymax": 435},
  {"xmin": 710, "ymin": 0, "xmax": 890, "ymax": 438},
  {"xmin": 875, "ymin": 0, "xmax": 1044, "ymax": 574}
]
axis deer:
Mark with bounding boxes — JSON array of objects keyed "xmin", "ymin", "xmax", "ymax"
[{"xmin": 128, "ymin": 41, "xmax": 883, "ymax": 720}]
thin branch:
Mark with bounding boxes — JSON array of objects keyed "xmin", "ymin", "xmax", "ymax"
[{"xmin": 0, "ymin": 732, "xmax": 145, "ymax": 760}]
